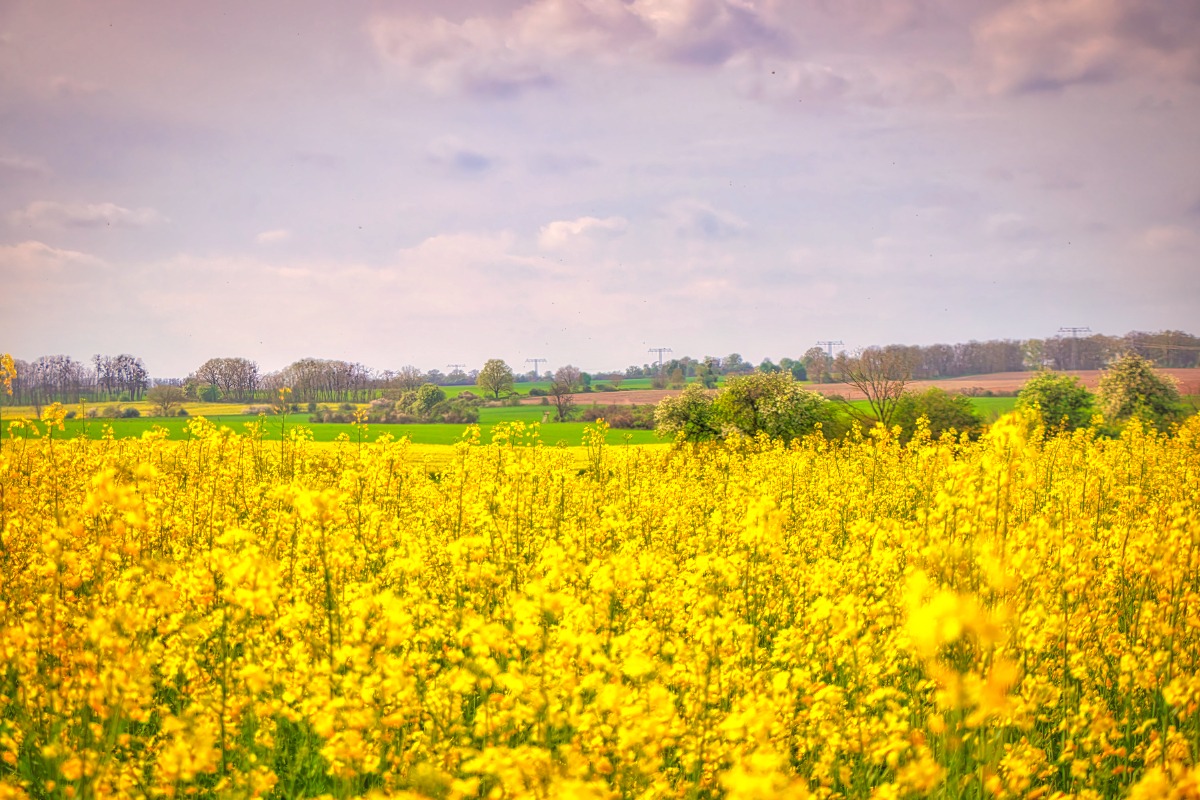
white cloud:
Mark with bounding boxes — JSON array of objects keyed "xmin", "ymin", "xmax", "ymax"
[
  {"xmin": 538, "ymin": 215, "xmax": 628, "ymax": 249},
  {"xmin": 369, "ymin": 0, "xmax": 786, "ymax": 95},
  {"xmin": 0, "ymin": 240, "xmax": 106, "ymax": 272},
  {"xmin": 974, "ymin": 0, "xmax": 1200, "ymax": 94},
  {"xmin": 10, "ymin": 200, "xmax": 166, "ymax": 229},
  {"xmin": 255, "ymin": 229, "xmax": 291, "ymax": 244}
]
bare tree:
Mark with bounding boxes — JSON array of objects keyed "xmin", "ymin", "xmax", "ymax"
[
  {"xmin": 841, "ymin": 346, "xmax": 916, "ymax": 428},
  {"xmin": 147, "ymin": 384, "xmax": 186, "ymax": 416},
  {"xmin": 548, "ymin": 365, "xmax": 582, "ymax": 422}
]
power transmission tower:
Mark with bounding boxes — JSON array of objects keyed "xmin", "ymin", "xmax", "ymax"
[
  {"xmin": 525, "ymin": 358, "xmax": 546, "ymax": 379},
  {"xmin": 648, "ymin": 347, "xmax": 673, "ymax": 372},
  {"xmin": 1058, "ymin": 327, "xmax": 1090, "ymax": 371},
  {"xmin": 816, "ymin": 340, "xmax": 844, "ymax": 361},
  {"xmin": 816, "ymin": 340, "xmax": 843, "ymax": 382}
]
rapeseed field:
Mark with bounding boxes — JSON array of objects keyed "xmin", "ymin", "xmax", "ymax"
[{"xmin": 1, "ymin": 410, "xmax": 1198, "ymax": 799}]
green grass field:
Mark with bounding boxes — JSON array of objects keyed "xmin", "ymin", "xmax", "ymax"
[
  {"xmin": 969, "ymin": 396, "xmax": 1020, "ymax": 418},
  {"xmin": 4, "ymin": 406, "xmax": 662, "ymax": 446},
  {"xmin": 0, "ymin": 394, "xmax": 1025, "ymax": 446}
]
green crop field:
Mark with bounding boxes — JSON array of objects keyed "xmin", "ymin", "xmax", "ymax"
[
  {"xmin": 968, "ymin": 396, "xmax": 1020, "ymax": 418},
  {"xmin": 3, "ymin": 407, "xmax": 662, "ymax": 446},
  {"xmin": 0, "ymin": 394, "xmax": 1024, "ymax": 447}
]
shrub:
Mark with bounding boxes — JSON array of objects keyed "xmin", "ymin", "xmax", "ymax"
[
  {"xmin": 892, "ymin": 389, "xmax": 982, "ymax": 443},
  {"xmin": 654, "ymin": 384, "xmax": 719, "ymax": 441},
  {"xmin": 1016, "ymin": 372, "xmax": 1095, "ymax": 431},
  {"xmin": 579, "ymin": 404, "xmax": 655, "ymax": 429}
]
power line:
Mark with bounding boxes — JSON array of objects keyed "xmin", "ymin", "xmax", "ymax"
[
  {"xmin": 446, "ymin": 363, "xmax": 466, "ymax": 373},
  {"xmin": 525, "ymin": 358, "xmax": 546, "ymax": 379}
]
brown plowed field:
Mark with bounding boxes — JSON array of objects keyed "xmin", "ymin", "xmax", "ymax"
[{"xmin": 522, "ymin": 369, "xmax": 1200, "ymax": 406}]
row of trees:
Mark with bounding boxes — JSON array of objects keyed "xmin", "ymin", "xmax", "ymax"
[
  {"xmin": 181, "ymin": 359, "xmax": 490, "ymax": 404},
  {"xmin": 4, "ymin": 329, "xmax": 1196, "ymax": 408},
  {"xmin": 653, "ymin": 371, "xmax": 982, "ymax": 444},
  {"xmin": 819, "ymin": 330, "xmax": 1200, "ymax": 381},
  {"xmin": 652, "ymin": 352, "xmax": 1188, "ymax": 445},
  {"xmin": 0, "ymin": 354, "xmax": 149, "ymax": 408},
  {"xmin": 613, "ymin": 354, "xmax": 808, "ymax": 384},
  {"xmin": 655, "ymin": 373, "xmax": 837, "ymax": 442},
  {"xmin": 612, "ymin": 330, "xmax": 1200, "ymax": 388},
  {"xmin": 1015, "ymin": 353, "xmax": 1185, "ymax": 432}
]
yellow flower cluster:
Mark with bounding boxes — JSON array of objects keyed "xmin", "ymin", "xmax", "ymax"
[{"xmin": 1, "ymin": 413, "xmax": 1197, "ymax": 799}]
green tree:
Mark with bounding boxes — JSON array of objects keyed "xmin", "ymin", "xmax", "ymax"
[
  {"xmin": 1015, "ymin": 372, "xmax": 1095, "ymax": 431},
  {"xmin": 893, "ymin": 388, "xmax": 981, "ymax": 443},
  {"xmin": 476, "ymin": 359, "xmax": 515, "ymax": 399},
  {"xmin": 712, "ymin": 371, "xmax": 833, "ymax": 442},
  {"xmin": 146, "ymin": 384, "xmax": 187, "ymax": 417},
  {"xmin": 779, "ymin": 357, "xmax": 807, "ymax": 381},
  {"xmin": 654, "ymin": 383, "xmax": 720, "ymax": 441},
  {"xmin": 722, "ymin": 353, "xmax": 748, "ymax": 374},
  {"xmin": 410, "ymin": 383, "xmax": 446, "ymax": 418},
  {"xmin": 802, "ymin": 347, "xmax": 829, "ymax": 384},
  {"xmin": 694, "ymin": 363, "xmax": 718, "ymax": 389},
  {"xmin": 1097, "ymin": 352, "xmax": 1181, "ymax": 429}
]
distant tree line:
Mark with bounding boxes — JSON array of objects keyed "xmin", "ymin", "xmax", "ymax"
[
  {"xmin": 1, "ymin": 354, "xmax": 149, "ymax": 410},
  {"xmin": 4, "ymin": 329, "xmax": 1197, "ymax": 408},
  {"xmin": 605, "ymin": 331, "xmax": 1200, "ymax": 386}
]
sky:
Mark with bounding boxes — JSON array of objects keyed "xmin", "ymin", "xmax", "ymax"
[{"xmin": 1, "ymin": 0, "xmax": 1198, "ymax": 379}]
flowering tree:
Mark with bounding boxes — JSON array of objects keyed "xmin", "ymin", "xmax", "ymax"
[{"xmin": 1098, "ymin": 352, "xmax": 1181, "ymax": 430}]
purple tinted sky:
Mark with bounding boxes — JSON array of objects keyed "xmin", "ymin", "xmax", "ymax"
[{"xmin": 1, "ymin": 0, "xmax": 1198, "ymax": 377}]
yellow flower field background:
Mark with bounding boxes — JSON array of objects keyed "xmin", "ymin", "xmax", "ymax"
[{"xmin": 1, "ymin": 413, "xmax": 1199, "ymax": 799}]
